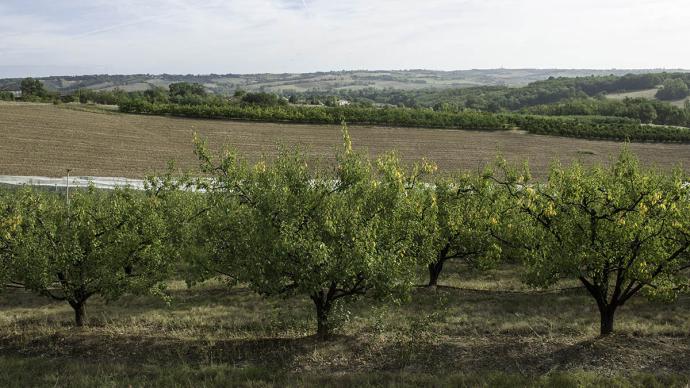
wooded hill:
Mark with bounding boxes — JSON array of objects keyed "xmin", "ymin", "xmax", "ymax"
[{"xmin": 0, "ymin": 69, "xmax": 685, "ymax": 95}]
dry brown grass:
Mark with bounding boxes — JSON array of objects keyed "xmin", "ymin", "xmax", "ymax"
[
  {"xmin": 606, "ymin": 89, "xmax": 690, "ymax": 108},
  {"xmin": 1, "ymin": 265, "xmax": 689, "ymax": 386},
  {"xmin": 606, "ymin": 89, "xmax": 660, "ymax": 100},
  {"xmin": 1, "ymin": 103, "xmax": 689, "ymax": 179}
]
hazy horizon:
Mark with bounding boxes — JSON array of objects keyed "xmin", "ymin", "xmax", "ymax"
[
  {"xmin": 3, "ymin": 67, "xmax": 690, "ymax": 80},
  {"xmin": 2, "ymin": 0, "xmax": 689, "ymax": 78}
]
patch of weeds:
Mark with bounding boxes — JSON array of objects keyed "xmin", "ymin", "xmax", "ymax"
[{"xmin": 392, "ymin": 294, "xmax": 450, "ymax": 369}]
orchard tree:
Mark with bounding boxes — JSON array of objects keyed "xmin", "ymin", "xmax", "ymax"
[
  {"xmin": 0, "ymin": 188, "xmax": 23, "ymax": 289},
  {"xmin": 425, "ymin": 173, "xmax": 506, "ymax": 287},
  {"xmin": 144, "ymin": 170, "xmax": 210, "ymax": 277},
  {"xmin": 192, "ymin": 128, "xmax": 437, "ymax": 338},
  {"xmin": 497, "ymin": 150, "xmax": 690, "ymax": 336},
  {"xmin": 11, "ymin": 186, "xmax": 176, "ymax": 326}
]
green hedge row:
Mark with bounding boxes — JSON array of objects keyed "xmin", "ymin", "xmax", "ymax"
[{"xmin": 119, "ymin": 100, "xmax": 690, "ymax": 142}]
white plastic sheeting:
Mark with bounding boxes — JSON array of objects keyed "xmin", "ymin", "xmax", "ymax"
[
  {"xmin": 0, "ymin": 176, "xmax": 147, "ymax": 190},
  {"xmin": 1, "ymin": 175, "xmax": 687, "ymax": 192}
]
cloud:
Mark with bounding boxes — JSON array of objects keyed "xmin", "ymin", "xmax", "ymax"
[{"xmin": 0, "ymin": 0, "xmax": 688, "ymax": 77}]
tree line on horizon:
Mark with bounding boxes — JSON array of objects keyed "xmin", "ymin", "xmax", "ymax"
[
  {"xmin": 3, "ymin": 73, "xmax": 690, "ymax": 142},
  {"xmin": 4, "ymin": 71, "xmax": 690, "ymax": 109}
]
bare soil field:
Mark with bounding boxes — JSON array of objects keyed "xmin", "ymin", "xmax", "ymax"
[{"xmin": 1, "ymin": 102, "xmax": 689, "ymax": 178}]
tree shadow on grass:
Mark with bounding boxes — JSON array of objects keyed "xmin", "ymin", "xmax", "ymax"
[
  {"xmin": 0, "ymin": 329, "xmax": 363, "ymax": 370},
  {"xmin": 518, "ymin": 334, "xmax": 690, "ymax": 375},
  {"xmin": 3, "ymin": 283, "xmax": 689, "ymax": 376},
  {"xmin": 0, "ymin": 289, "xmax": 61, "ymax": 309},
  {"xmin": 369, "ymin": 331, "xmax": 690, "ymax": 376}
]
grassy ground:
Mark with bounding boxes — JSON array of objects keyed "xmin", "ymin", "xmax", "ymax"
[
  {"xmin": 1, "ymin": 103, "xmax": 690, "ymax": 179},
  {"xmin": 606, "ymin": 89, "xmax": 690, "ymax": 108},
  {"xmin": 606, "ymin": 89, "xmax": 660, "ymax": 100},
  {"xmin": 1, "ymin": 264, "xmax": 688, "ymax": 387}
]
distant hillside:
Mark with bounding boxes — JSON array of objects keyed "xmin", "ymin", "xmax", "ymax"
[{"xmin": 1, "ymin": 69, "xmax": 687, "ymax": 95}]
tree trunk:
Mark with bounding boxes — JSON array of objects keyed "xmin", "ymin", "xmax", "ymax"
[
  {"xmin": 579, "ymin": 277, "xmax": 619, "ymax": 337},
  {"xmin": 599, "ymin": 305, "xmax": 616, "ymax": 336},
  {"xmin": 69, "ymin": 300, "xmax": 87, "ymax": 327},
  {"xmin": 427, "ymin": 246, "xmax": 449, "ymax": 287},
  {"xmin": 427, "ymin": 260, "xmax": 444, "ymax": 287},
  {"xmin": 312, "ymin": 295, "xmax": 332, "ymax": 339}
]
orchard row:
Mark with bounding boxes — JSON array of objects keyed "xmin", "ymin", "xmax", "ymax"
[{"xmin": 1, "ymin": 129, "xmax": 689, "ymax": 338}]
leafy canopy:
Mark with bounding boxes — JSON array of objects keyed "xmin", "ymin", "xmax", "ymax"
[
  {"xmin": 9, "ymin": 186, "xmax": 176, "ymax": 318},
  {"xmin": 0, "ymin": 189, "xmax": 23, "ymax": 288},
  {"xmin": 498, "ymin": 149, "xmax": 690, "ymax": 334},
  {"xmin": 191, "ymin": 128, "xmax": 438, "ymax": 335},
  {"xmin": 425, "ymin": 171, "xmax": 508, "ymax": 285}
]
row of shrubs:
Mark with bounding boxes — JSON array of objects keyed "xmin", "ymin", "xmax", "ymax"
[
  {"xmin": 2, "ymin": 130, "xmax": 689, "ymax": 339},
  {"xmin": 119, "ymin": 100, "xmax": 690, "ymax": 142},
  {"xmin": 523, "ymin": 97, "xmax": 690, "ymax": 127}
]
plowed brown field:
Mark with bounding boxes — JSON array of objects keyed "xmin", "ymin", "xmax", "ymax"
[{"xmin": 1, "ymin": 102, "xmax": 689, "ymax": 178}]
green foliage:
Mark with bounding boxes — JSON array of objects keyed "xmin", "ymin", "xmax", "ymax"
[
  {"xmin": 71, "ymin": 86, "xmax": 228, "ymax": 107},
  {"xmin": 240, "ymin": 92, "xmax": 286, "ymax": 106},
  {"xmin": 20, "ymin": 77, "xmax": 47, "ymax": 99},
  {"xmin": 656, "ymin": 78, "xmax": 690, "ymax": 101},
  {"xmin": 143, "ymin": 87, "xmax": 170, "ymax": 104},
  {"xmin": 168, "ymin": 82, "xmax": 207, "ymax": 105},
  {"xmin": 49, "ymin": 70, "xmax": 690, "ymax": 142},
  {"xmin": 74, "ymin": 88, "xmax": 130, "ymax": 105},
  {"xmin": 425, "ymin": 172, "xmax": 507, "ymax": 286},
  {"xmin": 169, "ymin": 82, "xmax": 206, "ymax": 98},
  {"xmin": 525, "ymin": 97, "xmax": 689, "ymax": 126},
  {"xmin": 190, "ymin": 127, "xmax": 437, "ymax": 337},
  {"xmin": 0, "ymin": 91, "xmax": 15, "ymax": 101},
  {"xmin": 7, "ymin": 186, "xmax": 177, "ymax": 325},
  {"xmin": 498, "ymin": 149, "xmax": 690, "ymax": 335},
  {"xmin": 299, "ymin": 72, "xmax": 679, "ymax": 112},
  {"xmin": 0, "ymin": 189, "xmax": 22, "ymax": 288},
  {"xmin": 144, "ymin": 171, "xmax": 209, "ymax": 280},
  {"xmin": 118, "ymin": 99, "xmax": 690, "ymax": 142},
  {"xmin": 119, "ymin": 99, "xmax": 508, "ymax": 130},
  {"xmin": 506, "ymin": 114, "xmax": 690, "ymax": 142},
  {"xmin": 15, "ymin": 77, "xmax": 60, "ymax": 102}
]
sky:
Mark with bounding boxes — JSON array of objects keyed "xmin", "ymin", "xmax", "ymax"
[{"xmin": 0, "ymin": 0, "xmax": 688, "ymax": 77}]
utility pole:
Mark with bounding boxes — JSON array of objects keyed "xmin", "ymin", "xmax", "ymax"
[{"xmin": 66, "ymin": 168, "xmax": 72, "ymax": 219}]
